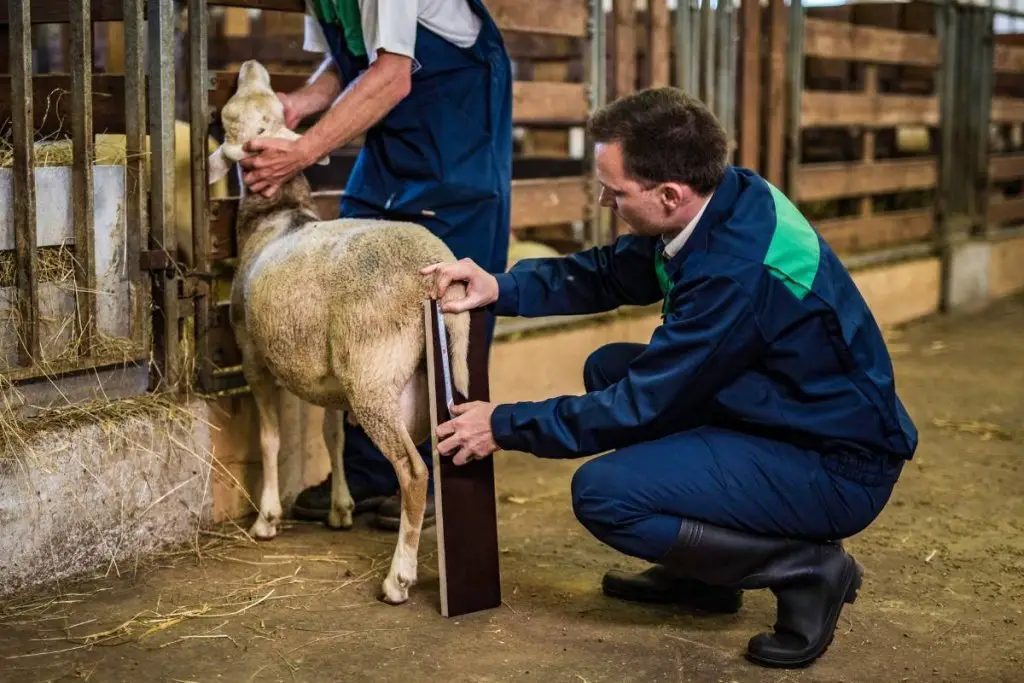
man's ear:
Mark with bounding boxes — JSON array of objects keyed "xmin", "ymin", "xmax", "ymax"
[
  {"xmin": 208, "ymin": 144, "xmax": 231, "ymax": 185},
  {"xmin": 271, "ymin": 128, "xmax": 331, "ymax": 166}
]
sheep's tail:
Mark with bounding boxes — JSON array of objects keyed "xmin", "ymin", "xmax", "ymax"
[{"xmin": 440, "ymin": 282, "xmax": 471, "ymax": 399}]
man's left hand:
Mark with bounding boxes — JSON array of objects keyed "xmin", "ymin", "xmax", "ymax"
[
  {"xmin": 437, "ymin": 401, "xmax": 498, "ymax": 465},
  {"xmin": 240, "ymin": 137, "xmax": 313, "ymax": 198}
]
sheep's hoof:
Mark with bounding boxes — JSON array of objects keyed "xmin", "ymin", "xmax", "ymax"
[
  {"xmin": 379, "ymin": 574, "xmax": 411, "ymax": 605},
  {"xmin": 250, "ymin": 516, "xmax": 278, "ymax": 541},
  {"xmin": 326, "ymin": 506, "xmax": 354, "ymax": 530}
]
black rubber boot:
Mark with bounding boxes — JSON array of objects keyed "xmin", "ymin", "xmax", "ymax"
[
  {"xmin": 602, "ymin": 565, "xmax": 742, "ymax": 614},
  {"xmin": 374, "ymin": 493, "xmax": 436, "ymax": 531},
  {"xmin": 661, "ymin": 519, "xmax": 863, "ymax": 668},
  {"xmin": 290, "ymin": 474, "xmax": 390, "ymax": 522}
]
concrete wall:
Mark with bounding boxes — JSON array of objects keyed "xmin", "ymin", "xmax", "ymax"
[{"xmin": 0, "ymin": 399, "xmax": 213, "ymax": 598}]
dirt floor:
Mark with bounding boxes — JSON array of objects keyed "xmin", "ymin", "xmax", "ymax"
[{"xmin": 2, "ymin": 294, "xmax": 1023, "ymax": 683}]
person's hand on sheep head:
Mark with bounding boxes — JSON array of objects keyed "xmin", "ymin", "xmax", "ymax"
[{"xmin": 239, "ymin": 134, "xmax": 316, "ymax": 198}]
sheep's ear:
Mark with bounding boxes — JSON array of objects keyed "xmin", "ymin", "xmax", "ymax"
[
  {"xmin": 208, "ymin": 145, "xmax": 231, "ymax": 185},
  {"xmin": 272, "ymin": 128, "xmax": 331, "ymax": 166}
]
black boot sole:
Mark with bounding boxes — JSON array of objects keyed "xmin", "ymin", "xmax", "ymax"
[
  {"xmin": 601, "ymin": 573, "xmax": 742, "ymax": 614},
  {"xmin": 291, "ymin": 496, "xmax": 388, "ymax": 524},
  {"xmin": 744, "ymin": 558, "xmax": 864, "ymax": 669}
]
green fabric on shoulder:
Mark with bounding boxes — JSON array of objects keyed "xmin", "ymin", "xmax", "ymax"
[
  {"xmin": 763, "ymin": 182, "xmax": 821, "ymax": 300},
  {"xmin": 310, "ymin": 0, "xmax": 367, "ymax": 57}
]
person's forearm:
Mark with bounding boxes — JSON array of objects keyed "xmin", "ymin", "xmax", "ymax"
[
  {"xmin": 297, "ymin": 53, "xmax": 411, "ymax": 163},
  {"xmin": 289, "ymin": 57, "xmax": 344, "ymax": 120}
]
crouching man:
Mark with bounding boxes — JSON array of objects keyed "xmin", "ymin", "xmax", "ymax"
[{"xmin": 423, "ymin": 88, "xmax": 917, "ymax": 669}]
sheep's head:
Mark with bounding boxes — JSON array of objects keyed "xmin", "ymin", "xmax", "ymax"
[{"xmin": 208, "ymin": 60, "xmax": 329, "ymax": 185}]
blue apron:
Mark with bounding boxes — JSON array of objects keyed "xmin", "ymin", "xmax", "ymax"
[
  {"xmin": 311, "ymin": 0, "xmax": 512, "ymax": 498},
  {"xmin": 314, "ymin": 0, "xmax": 512, "ymax": 277}
]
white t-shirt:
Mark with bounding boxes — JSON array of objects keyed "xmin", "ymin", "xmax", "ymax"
[{"xmin": 303, "ymin": 0, "xmax": 482, "ymax": 68}]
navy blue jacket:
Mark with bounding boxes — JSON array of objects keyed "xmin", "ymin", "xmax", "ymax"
[{"xmin": 489, "ymin": 165, "xmax": 919, "ymax": 462}]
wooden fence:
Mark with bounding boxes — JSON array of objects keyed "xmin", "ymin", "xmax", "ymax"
[
  {"xmin": 988, "ymin": 29, "xmax": 1024, "ymax": 232},
  {"xmin": 2, "ymin": 0, "xmax": 1022, "ymax": 408}
]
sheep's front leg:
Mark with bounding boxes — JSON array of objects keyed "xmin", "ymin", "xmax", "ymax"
[
  {"xmin": 322, "ymin": 407, "xmax": 355, "ymax": 529},
  {"xmin": 247, "ymin": 371, "xmax": 283, "ymax": 541}
]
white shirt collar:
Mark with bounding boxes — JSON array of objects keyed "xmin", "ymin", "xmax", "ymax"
[{"xmin": 662, "ymin": 192, "xmax": 713, "ymax": 259}]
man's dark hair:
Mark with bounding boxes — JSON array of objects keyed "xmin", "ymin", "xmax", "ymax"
[{"xmin": 586, "ymin": 87, "xmax": 728, "ymax": 195}]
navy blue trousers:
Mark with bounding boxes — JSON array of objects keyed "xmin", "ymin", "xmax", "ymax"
[{"xmin": 570, "ymin": 343, "xmax": 904, "ymax": 563}]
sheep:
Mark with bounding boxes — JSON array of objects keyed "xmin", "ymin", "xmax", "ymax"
[{"xmin": 206, "ymin": 60, "xmax": 471, "ymax": 605}]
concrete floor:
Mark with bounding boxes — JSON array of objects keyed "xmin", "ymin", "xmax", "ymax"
[{"xmin": 1, "ymin": 295, "xmax": 1023, "ymax": 683}]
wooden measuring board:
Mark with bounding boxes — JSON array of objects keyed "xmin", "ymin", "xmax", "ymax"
[{"xmin": 424, "ymin": 300, "xmax": 502, "ymax": 618}]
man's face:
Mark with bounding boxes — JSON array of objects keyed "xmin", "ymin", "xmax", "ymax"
[{"xmin": 595, "ymin": 141, "xmax": 673, "ymax": 237}]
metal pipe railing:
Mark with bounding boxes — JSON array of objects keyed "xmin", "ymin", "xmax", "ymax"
[
  {"xmin": 70, "ymin": 0, "xmax": 97, "ymax": 358},
  {"xmin": 190, "ymin": 0, "xmax": 213, "ymax": 392},
  {"xmin": 147, "ymin": 0, "xmax": 179, "ymax": 388},
  {"xmin": 8, "ymin": 0, "xmax": 40, "ymax": 366}
]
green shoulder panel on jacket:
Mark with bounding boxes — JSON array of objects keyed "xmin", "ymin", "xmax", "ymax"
[
  {"xmin": 763, "ymin": 182, "xmax": 821, "ymax": 300},
  {"xmin": 310, "ymin": 0, "xmax": 367, "ymax": 57}
]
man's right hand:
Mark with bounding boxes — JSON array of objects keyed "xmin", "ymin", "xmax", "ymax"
[
  {"xmin": 277, "ymin": 92, "xmax": 303, "ymax": 130},
  {"xmin": 421, "ymin": 258, "xmax": 500, "ymax": 313}
]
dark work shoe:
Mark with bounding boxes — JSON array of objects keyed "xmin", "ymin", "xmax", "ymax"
[
  {"xmin": 744, "ymin": 547, "xmax": 863, "ymax": 668},
  {"xmin": 601, "ymin": 565, "xmax": 743, "ymax": 614},
  {"xmin": 373, "ymin": 493, "xmax": 436, "ymax": 531},
  {"xmin": 290, "ymin": 474, "xmax": 390, "ymax": 522},
  {"xmin": 657, "ymin": 518, "xmax": 863, "ymax": 669}
]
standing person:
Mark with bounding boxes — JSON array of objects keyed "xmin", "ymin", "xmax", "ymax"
[
  {"xmin": 238, "ymin": 0, "xmax": 512, "ymax": 531},
  {"xmin": 423, "ymin": 87, "xmax": 917, "ymax": 668}
]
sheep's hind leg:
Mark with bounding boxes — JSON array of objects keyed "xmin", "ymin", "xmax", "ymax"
[
  {"xmin": 322, "ymin": 407, "xmax": 355, "ymax": 530},
  {"xmin": 353, "ymin": 405, "xmax": 428, "ymax": 605}
]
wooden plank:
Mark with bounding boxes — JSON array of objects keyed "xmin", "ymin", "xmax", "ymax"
[
  {"xmin": 484, "ymin": 0, "xmax": 588, "ymax": 37},
  {"xmin": 9, "ymin": 0, "xmax": 39, "ymax": 366},
  {"xmin": 994, "ymin": 44, "xmax": 1024, "ymax": 75},
  {"xmin": 816, "ymin": 209, "xmax": 934, "ymax": 254},
  {"xmin": 0, "ymin": 74, "xmax": 128, "ymax": 136},
  {"xmin": 0, "ymin": 0, "xmax": 123, "ymax": 23},
  {"xmin": 425, "ymin": 302, "xmax": 502, "ymax": 618},
  {"xmin": 211, "ymin": 73, "xmax": 588, "ymax": 125},
  {"xmin": 510, "ymin": 177, "xmax": 589, "ymax": 228},
  {"xmin": 512, "ymin": 81, "xmax": 588, "ymax": 124},
  {"xmin": 803, "ymin": 17, "xmax": 940, "ymax": 67},
  {"xmin": 991, "ymin": 97, "xmax": 1024, "ymax": 123},
  {"xmin": 648, "ymin": 0, "xmax": 670, "ymax": 88},
  {"xmin": 615, "ymin": 0, "xmax": 637, "ymax": 98},
  {"xmin": 738, "ymin": 0, "xmax": 761, "ymax": 170},
  {"xmin": 795, "ymin": 158, "xmax": 937, "ymax": 202},
  {"xmin": 765, "ymin": 0, "xmax": 787, "ymax": 186},
  {"xmin": 209, "ymin": 0, "xmax": 588, "ymax": 37},
  {"xmin": 989, "ymin": 154, "xmax": 1024, "ymax": 183},
  {"xmin": 801, "ymin": 91, "xmax": 939, "ymax": 128},
  {"xmin": 209, "ymin": 177, "xmax": 590, "ymax": 250},
  {"xmin": 71, "ymin": 0, "xmax": 97, "ymax": 358},
  {"xmin": 988, "ymin": 196, "xmax": 1024, "ymax": 227}
]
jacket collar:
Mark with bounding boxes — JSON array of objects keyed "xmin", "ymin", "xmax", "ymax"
[{"xmin": 661, "ymin": 165, "xmax": 741, "ymax": 279}]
